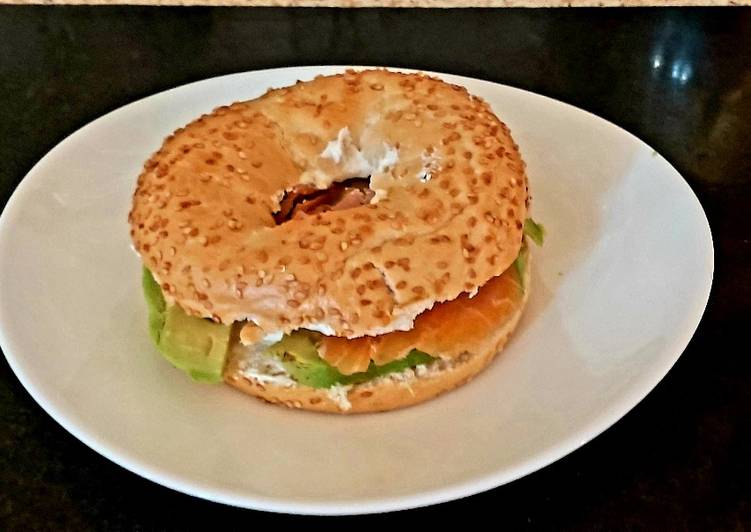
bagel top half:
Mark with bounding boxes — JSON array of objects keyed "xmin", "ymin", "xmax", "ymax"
[{"xmin": 128, "ymin": 69, "xmax": 529, "ymax": 339}]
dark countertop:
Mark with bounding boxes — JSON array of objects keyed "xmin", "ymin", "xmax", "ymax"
[{"xmin": 0, "ymin": 6, "xmax": 749, "ymax": 529}]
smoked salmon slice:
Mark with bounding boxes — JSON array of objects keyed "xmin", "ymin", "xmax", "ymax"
[{"xmin": 319, "ymin": 266, "xmax": 523, "ymax": 374}]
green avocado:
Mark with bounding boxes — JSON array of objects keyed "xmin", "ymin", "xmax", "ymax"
[
  {"xmin": 265, "ymin": 331, "xmax": 436, "ymax": 389},
  {"xmin": 142, "ymin": 265, "xmax": 166, "ymax": 344},
  {"xmin": 142, "ymin": 268, "xmax": 230, "ymax": 383},
  {"xmin": 513, "ymin": 244, "xmax": 529, "ymax": 289},
  {"xmin": 267, "ymin": 332, "xmax": 344, "ymax": 388},
  {"xmin": 513, "ymin": 217, "xmax": 546, "ymax": 291},
  {"xmin": 342, "ymin": 350, "xmax": 435, "ymax": 385},
  {"xmin": 523, "ymin": 217, "xmax": 546, "ymax": 246}
]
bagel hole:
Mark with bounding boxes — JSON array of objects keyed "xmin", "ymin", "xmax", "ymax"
[{"xmin": 274, "ymin": 177, "xmax": 374, "ymax": 224}]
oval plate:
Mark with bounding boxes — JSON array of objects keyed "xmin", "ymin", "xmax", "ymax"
[{"xmin": 0, "ymin": 66, "xmax": 713, "ymax": 515}]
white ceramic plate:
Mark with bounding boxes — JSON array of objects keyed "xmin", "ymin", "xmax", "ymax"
[{"xmin": 0, "ymin": 66, "xmax": 713, "ymax": 515}]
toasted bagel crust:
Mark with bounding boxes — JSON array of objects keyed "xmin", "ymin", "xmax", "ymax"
[{"xmin": 129, "ymin": 69, "xmax": 528, "ymax": 337}]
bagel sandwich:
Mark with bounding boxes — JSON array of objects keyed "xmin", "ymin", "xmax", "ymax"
[{"xmin": 129, "ymin": 69, "xmax": 544, "ymax": 413}]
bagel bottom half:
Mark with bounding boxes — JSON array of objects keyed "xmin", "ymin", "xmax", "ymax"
[{"xmin": 224, "ymin": 257, "xmax": 531, "ymax": 414}]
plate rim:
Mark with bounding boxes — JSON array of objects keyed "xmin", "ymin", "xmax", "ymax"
[{"xmin": 0, "ymin": 65, "xmax": 714, "ymax": 515}]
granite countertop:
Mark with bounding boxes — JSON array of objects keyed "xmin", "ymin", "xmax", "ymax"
[
  {"xmin": 0, "ymin": 6, "xmax": 749, "ymax": 528},
  {"xmin": 3, "ymin": 0, "xmax": 751, "ymax": 7}
]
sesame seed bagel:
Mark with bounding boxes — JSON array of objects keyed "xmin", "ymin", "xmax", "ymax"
[
  {"xmin": 129, "ymin": 69, "xmax": 529, "ymax": 338},
  {"xmin": 224, "ymin": 253, "xmax": 531, "ymax": 414}
]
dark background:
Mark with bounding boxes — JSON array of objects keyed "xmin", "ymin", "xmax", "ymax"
[{"xmin": 0, "ymin": 6, "xmax": 749, "ymax": 529}]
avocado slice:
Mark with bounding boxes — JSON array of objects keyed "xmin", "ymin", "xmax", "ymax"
[
  {"xmin": 142, "ymin": 266, "xmax": 167, "ymax": 344},
  {"xmin": 513, "ymin": 217, "xmax": 545, "ymax": 291},
  {"xmin": 523, "ymin": 217, "xmax": 546, "ymax": 246},
  {"xmin": 513, "ymin": 244, "xmax": 529, "ymax": 289},
  {"xmin": 142, "ymin": 268, "xmax": 230, "ymax": 383},
  {"xmin": 266, "ymin": 331, "xmax": 436, "ymax": 389},
  {"xmin": 342, "ymin": 350, "xmax": 435, "ymax": 385},
  {"xmin": 267, "ymin": 332, "xmax": 344, "ymax": 388}
]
